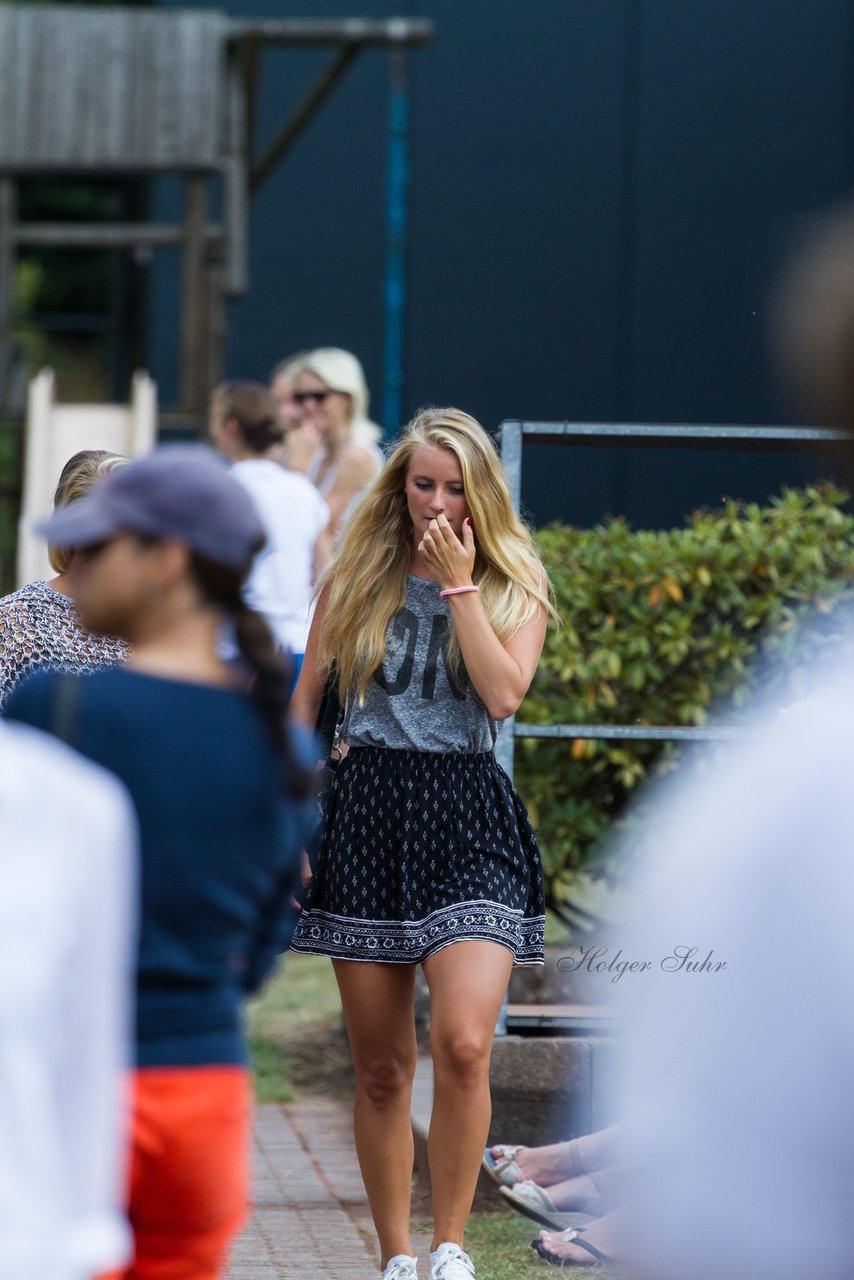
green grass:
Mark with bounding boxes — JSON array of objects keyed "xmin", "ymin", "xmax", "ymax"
[
  {"xmin": 247, "ymin": 1035, "xmax": 295, "ymax": 1103},
  {"xmin": 247, "ymin": 952, "xmax": 351, "ymax": 1102},
  {"xmin": 248, "ymin": 953, "xmax": 343, "ymax": 1041},
  {"xmin": 459, "ymin": 1213, "xmax": 620, "ymax": 1279}
]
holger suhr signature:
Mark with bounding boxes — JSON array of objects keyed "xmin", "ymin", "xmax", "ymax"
[{"xmin": 557, "ymin": 945, "xmax": 726, "ymax": 983}]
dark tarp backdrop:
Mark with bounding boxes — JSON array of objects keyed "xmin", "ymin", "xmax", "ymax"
[{"xmin": 152, "ymin": 0, "xmax": 854, "ymax": 526}]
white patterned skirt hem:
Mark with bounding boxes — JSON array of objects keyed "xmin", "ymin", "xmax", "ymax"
[{"xmin": 290, "ymin": 898, "xmax": 546, "ymax": 966}]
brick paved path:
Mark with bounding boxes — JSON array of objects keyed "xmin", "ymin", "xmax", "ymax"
[{"xmin": 227, "ymin": 1100, "xmax": 433, "ymax": 1280}]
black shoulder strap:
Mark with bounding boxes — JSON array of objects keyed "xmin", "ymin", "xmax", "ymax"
[{"xmin": 315, "ymin": 671, "xmax": 343, "ymax": 759}]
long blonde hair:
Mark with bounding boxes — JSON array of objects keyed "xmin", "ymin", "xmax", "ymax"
[{"xmin": 318, "ymin": 407, "xmax": 555, "ymax": 702}]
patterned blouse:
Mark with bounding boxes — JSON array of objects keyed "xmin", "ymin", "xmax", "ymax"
[{"xmin": 0, "ymin": 580, "xmax": 128, "ymax": 709}]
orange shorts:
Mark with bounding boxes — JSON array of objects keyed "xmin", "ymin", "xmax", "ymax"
[{"xmin": 101, "ymin": 1065, "xmax": 251, "ymax": 1280}]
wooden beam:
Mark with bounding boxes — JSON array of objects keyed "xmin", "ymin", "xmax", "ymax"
[
  {"xmin": 241, "ymin": 37, "xmax": 262, "ymax": 169},
  {"xmin": 0, "ymin": 180, "xmax": 16, "ymax": 412},
  {"xmin": 224, "ymin": 48, "xmax": 249, "ymax": 295},
  {"xmin": 180, "ymin": 177, "xmax": 209, "ymax": 414},
  {"xmin": 206, "ymin": 259, "xmax": 227, "ymax": 399},
  {"xmin": 243, "ymin": 17, "xmax": 433, "ymax": 194},
  {"xmin": 13, "ymin": 223, "xmax": 223, "ymax": 249},
  {"xmin": 228, "ymin": 18, "xmax": 433, "ymax": 46},
  {"xmin": 250, "ymin": 43, "xmax": 360, "ymax": 193}
]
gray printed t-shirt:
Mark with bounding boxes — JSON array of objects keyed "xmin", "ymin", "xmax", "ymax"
[{"xmin": 342, "ymin": 574, "xmax": 498, "ymax": 753}]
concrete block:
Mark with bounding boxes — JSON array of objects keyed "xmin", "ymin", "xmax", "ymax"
[
  {"xmin": 488, "ymin": 1034, "xmax": 593, "ymax": 1145},
  {"xmin": 590, "ymin": 1035, "xmax": 623, "ymax": 1132}
]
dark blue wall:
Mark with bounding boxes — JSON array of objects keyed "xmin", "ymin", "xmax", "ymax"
[{"xmin": 154, "ymin": 0, "xmax": 854, "ymax": 526}]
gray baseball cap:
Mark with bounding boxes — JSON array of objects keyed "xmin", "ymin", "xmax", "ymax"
[{"xmin": 36, "ymin": 445, "xmax": 265, "ymax": 569}]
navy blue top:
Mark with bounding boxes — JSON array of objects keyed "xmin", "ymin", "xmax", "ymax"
[{"xmin": 5, "ymin": 667, "xmax": 302, "ymax": 1069}]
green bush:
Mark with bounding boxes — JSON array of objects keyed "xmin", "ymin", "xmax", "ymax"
[{"xmin": 516, "ymin": 485, "xmax": 854, "ymax": 921}]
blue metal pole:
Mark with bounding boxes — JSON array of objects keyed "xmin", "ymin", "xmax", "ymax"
[{"xmin": 382, "ymin": 46, "xmax": 410, "ymax": 438}]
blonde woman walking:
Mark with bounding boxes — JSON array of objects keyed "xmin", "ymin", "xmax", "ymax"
[{"xmin": 290, "ymin": 408, "xmax": 552, "ymax": 1280}]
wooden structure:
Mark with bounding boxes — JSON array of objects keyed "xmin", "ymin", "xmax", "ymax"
[
  {"xmin": 0, "ymin": 5, "xmax": 432, "ymax": 414},
  {"xmin": 17, "ymin": 368, "xmax": 157, "ymax": 587}
]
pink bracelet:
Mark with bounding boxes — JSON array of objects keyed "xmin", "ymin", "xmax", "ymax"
[{"xmin": 439, "ymin": 584, "xmax": 480, "ymax": 599}]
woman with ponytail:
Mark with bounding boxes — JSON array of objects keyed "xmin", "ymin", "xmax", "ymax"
[
  {"xmin": 290, "ymin": 408, "xmax": 555, "ymax": 1280},
  {"xmin": 4, "ymin": 446, "xmax": 309, "ymax": 1280}
]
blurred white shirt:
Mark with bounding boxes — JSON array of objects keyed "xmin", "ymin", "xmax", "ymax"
[
  {"xmin": 616, "ymin": 658, "xmax": 854, "ymax": 1280},
  {"xmin": 232, "ymin": 459, "xmax": 329, "ymax": 653},
  {"xmin": 0, "ymin": 720, "xmax": 137, "ymax": 1280}
]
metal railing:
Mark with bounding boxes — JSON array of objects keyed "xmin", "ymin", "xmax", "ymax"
[{"xmin": 494, "ymin": 418, "xmax": 849, "ymax": 780}]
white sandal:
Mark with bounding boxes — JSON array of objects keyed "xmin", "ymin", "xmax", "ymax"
[
  {"xmin": 481, "ymin": 1143, "xmax": 524, "ymax": 1187},
  {"xmin": 498, "ymin": 1180, "xmax": 563, "ymax": 1229}
]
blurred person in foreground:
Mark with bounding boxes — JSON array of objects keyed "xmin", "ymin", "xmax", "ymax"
[
  {"xmin": 564, "ymin": 204, "xmax": 854, "ymax": 1279},
  {"xmin": 209, "ymin": 380, "xmax": 331, "ymax": 683},
  {"xmin": 293, "ymin": 347, "xmax": 384, "ymax": 539},
  {"xmin": 0, "ymin": 448, "xmax": 128, "ymax": 708},
  {"xmin": 0, "ymin": 716, "xmax": 136, "ymax": 1280},
  {"xmin": 4, "ymin": 446, "xmax": 310, "ymax": 1280}
]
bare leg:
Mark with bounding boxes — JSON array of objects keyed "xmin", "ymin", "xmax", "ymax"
[
  {"xmin": 490, "ymin": 1122, "xmax": 624, "ymax": 1185},
  {"xmin": 423, "ymin": 941, "xmax": 514, "ymax": 1251},
  {"xmin": 569, "ymin": 1124, "xmax": 623, "ymax": 1172},
  {"xmin": 333, "ymin": 960, "xmax": 418, "ymax": 1268},
  {"xmin": 540, "ymin": 1163, "xmax": 621, "ymax": 1212}
]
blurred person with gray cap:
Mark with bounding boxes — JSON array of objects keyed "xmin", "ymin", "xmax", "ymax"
[
  {"xmin": 573, "ymin": 204, "xmax": 854, "ymax": 1280},
  {"xmin": 4, "ymin": 445, "xmax": 310, "ymax": 1280}
]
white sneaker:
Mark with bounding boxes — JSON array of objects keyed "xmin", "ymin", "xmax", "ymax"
[
  {"xmin": 430, "ymin": 1243, "xmax": 475, "ymax": 1280},
  {"xmin": 382, "ymin": 1254, "xmax": 418, "ymax": 1280}
]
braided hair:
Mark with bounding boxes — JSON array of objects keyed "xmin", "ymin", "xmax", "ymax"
[{"xmin": 190, "ymin": 552, "xmax": 313, "ymax": 800}]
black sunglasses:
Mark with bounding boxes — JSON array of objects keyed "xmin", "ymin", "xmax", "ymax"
[{"xmin": 292, "ymin": 389, "xmax": 331, "ymax": 405}]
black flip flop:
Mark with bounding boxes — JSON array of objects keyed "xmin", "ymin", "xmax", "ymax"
[{"xmin": 531, "ymin": 1231, "xmax": 610, "ymax": 1267}]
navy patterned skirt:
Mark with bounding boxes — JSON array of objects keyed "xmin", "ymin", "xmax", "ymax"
[{"xmin": 290, "ymin": 746, "xmax": 545, "ymax": 965}]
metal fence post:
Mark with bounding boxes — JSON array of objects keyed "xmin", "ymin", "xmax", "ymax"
[{"xmin": 495, "ymin": 420, "xmax": 524, "ymax": 782}]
